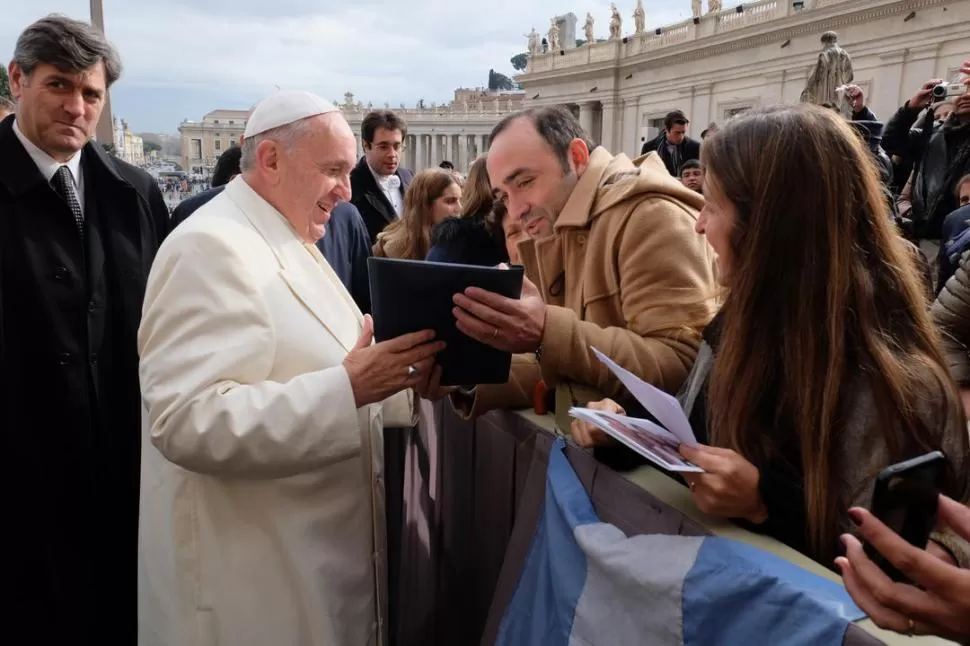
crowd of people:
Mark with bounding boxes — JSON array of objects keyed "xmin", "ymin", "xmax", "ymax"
[{"xmin": 5, "ymin": 10, "xmax": 970, "ymax": 646}]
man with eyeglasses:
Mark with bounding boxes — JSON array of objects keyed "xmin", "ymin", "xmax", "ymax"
[{"xmin": 351, "ymin": 109, "xmax": 415, "ymax": 243}]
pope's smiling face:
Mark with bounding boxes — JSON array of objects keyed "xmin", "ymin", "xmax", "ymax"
[{"xmin": 273, "ymin": 113, "xmax": 356, "ymax": 243}]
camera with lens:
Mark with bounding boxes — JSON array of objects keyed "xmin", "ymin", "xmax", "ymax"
[{"xmin": 932, "ymin": 82, "xmax": 967, "ymax": 101}]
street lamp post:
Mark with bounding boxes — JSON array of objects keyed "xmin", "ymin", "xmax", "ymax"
[{"xmin": 90, "ymin": 0, "xmax": 114, "ymax": 146}]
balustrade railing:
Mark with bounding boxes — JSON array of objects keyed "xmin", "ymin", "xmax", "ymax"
[{"xmin": 525, "ymin": 0, "xmax": 819, "ymax": 73}]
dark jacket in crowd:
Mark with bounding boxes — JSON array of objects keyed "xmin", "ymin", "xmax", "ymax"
[
  {"xmin": 939, "ymin": 205, "xmax": 970, "ymax": 289},
  {"xmin": 425, "ymin": 214, "xmax": 508, "ymax": 266},
  {"xmin": 883, "ymin": 105, "xmax": 970, "ymax": 240},
  {"xmin": 170, "ymin": 183, "xmax": 372, "ymax": 313},
  {"xmin": 0, "ymin": 113, "xmax": 170, "ymax": 643},
  {"xmin": 170, "ymin": 185, "xmax": 222, "ymax": 228},
  {"xmin": 349, "ymin": 157, "xmax": 414, "ymax": 244},
  {"xmin": 315, "ymin": 202, "xmax": 373, "ymax": 314},
  {"xmin": 640, "ymin": 132, "xmax": 702, "ymax": 176},
  {"xmin": 852, "ymin": 105, "xmax": 878, "ymax": 122},
  {"xmin": 932, "ymin": 249, "xmax": 970, "ymax": 387}
]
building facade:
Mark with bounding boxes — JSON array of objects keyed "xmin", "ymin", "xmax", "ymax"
[
  {"xmin": 517, "ymin": 0, "xmax": 970, "ymax": 159},
  {"xmin": 179, "ymin": 90, "xmax": 525, "ymax": 175},
  {"xmin": 178, "ymin": 109, "xmax": 248, "ymax": 173},
  {"xmin": 113, "ymin": 117, "xmax": 145, "ymax": 167}
]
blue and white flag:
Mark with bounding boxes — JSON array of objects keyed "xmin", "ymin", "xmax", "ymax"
[{"xmin": 496, "ymin": 439, "xmax": 865, "ymax": 646}]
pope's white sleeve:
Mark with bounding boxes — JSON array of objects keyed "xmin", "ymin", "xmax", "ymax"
[{"xmin": 138, "ymin": 229, "xmax": 361, "ymax": 479}]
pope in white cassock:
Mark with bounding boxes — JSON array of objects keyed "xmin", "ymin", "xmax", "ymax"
[{"xmin": 137, "ymin": 91, "xmax": 447, "ymax": 646}]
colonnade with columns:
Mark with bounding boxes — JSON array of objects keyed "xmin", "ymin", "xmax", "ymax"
[{"xmin": 352, "ymin": 131, "xmax": 491, "ymax": 174}]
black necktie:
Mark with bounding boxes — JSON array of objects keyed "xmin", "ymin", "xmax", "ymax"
[{"xmin": 51, "ymin": 165, "xmax": 84, "ymax": 235}]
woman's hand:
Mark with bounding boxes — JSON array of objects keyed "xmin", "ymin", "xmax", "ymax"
[
  {"xmin": 678, "ymin": 444, "xmax": 767, "ymax": 524},
  {"xmin": 569, "ymin": 399, "xmax": 622, "ymax": 448},
  {"xmin": 835, "ymin": 496, "xmax": 970, "ymax": 641}
]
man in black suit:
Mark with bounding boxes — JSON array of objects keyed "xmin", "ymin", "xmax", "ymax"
[
  {"xmin": 0, "ymin": 15, "xmax": 169, "ymax": 644},
  {"xmin": 350, "ymin": 109, "xmax": 415, "ymax": 243},
  {"xmin": 640, "ymin": 109, "xmax": 702, "ymax": 177}
]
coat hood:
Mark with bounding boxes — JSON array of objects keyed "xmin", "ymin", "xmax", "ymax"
[{"xmin": 555, "ymin": 148, "xmax": 704, "ymax": 231}]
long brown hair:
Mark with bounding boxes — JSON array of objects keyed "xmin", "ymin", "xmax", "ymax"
[
  {"xmin": 461, "ymin": 156, "xmax": 493, "ymax": 219},
  {"xmin": 702, "ymin": 105, "xmax": 969, "ymax": 559},
  {"xmin": 381, "ymin": 169, "xmax": 457, "ymax": 260}
]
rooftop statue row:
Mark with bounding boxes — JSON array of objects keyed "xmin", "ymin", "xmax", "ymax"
[
  {"xmin": 521, "ymin": 0, "xmax": 843, "ymax": 70},
  {"xmin": 526, "ymin": 0, "xmax": 725, "ymax": 56},
  {"xmin": 334, "ymin": 92, "xmax": 523, "ymax": 115}
]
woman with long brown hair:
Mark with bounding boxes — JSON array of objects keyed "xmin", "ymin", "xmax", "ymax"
[
  {"xmin": 572, "ymin": 104, "xmax": 970, "ymax": 568},
  {"xmin": 373, "ymin": 169, "xmax": 461, "ymax": 260}
]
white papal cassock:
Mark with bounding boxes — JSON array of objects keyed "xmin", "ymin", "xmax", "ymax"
[{"xmin": 137, "ymin": 176, "xmax": 411, "ymax": 646}]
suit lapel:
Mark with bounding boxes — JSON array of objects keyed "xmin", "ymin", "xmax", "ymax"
[
  {"xmin": 223, "ymin": 178, "xmax": 361, "ymax": 353},
  {"xmin": 355, "ymin": 158, "xmax": 397, "ymax": 225},
  {"xmin": 366, "ymin": 190, "xmax": 396, "ymax": 225}
]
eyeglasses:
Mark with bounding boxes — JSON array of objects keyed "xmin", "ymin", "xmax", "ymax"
[{"xmin": 373, "ymin": 142, "xmax": 406, "ymax": 153}]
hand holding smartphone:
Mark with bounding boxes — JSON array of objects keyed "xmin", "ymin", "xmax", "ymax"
[{"xmin": 863, "ymin": 451, "xmax": 945, "ymax": 584}]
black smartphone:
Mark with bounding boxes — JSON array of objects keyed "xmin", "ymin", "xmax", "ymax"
[{"xmin": 863, "ymin": 451, "xmax": 945, "ymax": 583}]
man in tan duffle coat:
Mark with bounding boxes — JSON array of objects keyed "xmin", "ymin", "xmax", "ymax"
[{"xmin": 447, "ymin": 106, "xmax": 718, "ymax": 417}]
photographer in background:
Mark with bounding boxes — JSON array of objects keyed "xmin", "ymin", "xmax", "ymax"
[{"xmin": 883, "ymin": 62, "xmax": 970, "ymax": 290}]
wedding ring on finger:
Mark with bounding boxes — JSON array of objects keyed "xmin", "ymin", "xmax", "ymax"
[
  {"xmin": 490, "ymin": 327, "xmax": 498, "ymax": 340},
  {"xmin": 907, "ymin": 618, "xmax": 915, "ymax": 637},
  {"xmin": 689, "ymin": 480, "xmax": 697, "ymax": 492},
  {"xmin": 407, "ymin": 365, "xmax": 418, "ymax": 379}
]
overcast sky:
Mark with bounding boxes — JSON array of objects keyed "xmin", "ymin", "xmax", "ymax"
[{"xmin": 3, "ymin": 0, "xmax": 689, "ymax": 133}]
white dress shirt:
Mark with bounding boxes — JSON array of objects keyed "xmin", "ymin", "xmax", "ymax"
[
  {"xmin": 368, "ymin": 163, "xmax": 403, "ymax": 217},
  {"xmin": 13, "ymin": 119, "xmax": 85, "ymax": 211}
]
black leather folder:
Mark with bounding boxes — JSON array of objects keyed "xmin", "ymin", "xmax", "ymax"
[{"xmin": 368, "ymin": 257, "xmax": 525, "ymax": 386}]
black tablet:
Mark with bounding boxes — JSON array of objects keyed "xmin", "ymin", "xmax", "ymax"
[{"xmin": 368, "ymin": 257, "xmax": 525, "ymax": 386}]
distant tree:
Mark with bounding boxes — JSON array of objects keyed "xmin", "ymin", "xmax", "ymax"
[
  {"xmin": 574, "ymin": 38, "xmax": 586, "ymax": 47},
  {"xmin": 101, "ymin": 142, "xmax": 116, "ymax": 155},
  {"xmin": 0, "ymin": 67, "xmax": 11, "ymax": 101},
  {"xmin": 488, "ymin": 69, "xmax": 513, "ymax": 92},
  {"xmin": 143, "ymin": 140, "xmax": 162, "ymax": 154},
  {"xmin": 510, "ymin": 53, "xmax": 528, "ymax": 71},
  {"xmin": 417, "ymin": 98, "xmax": 425, "ymax": 109}
]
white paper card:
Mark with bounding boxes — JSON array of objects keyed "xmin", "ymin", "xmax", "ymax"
[
  {"xmin": 590, "ymin": 346, "xmax": 698, "ymax": 447},
  {"xmin": 569, "ymin": 407, "xmax": 703, "ymax": 473}
]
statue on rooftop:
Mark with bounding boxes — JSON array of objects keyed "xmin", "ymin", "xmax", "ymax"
[
  {"xmin": 548, "ymin": 18, "xmax": 561, "ymax": 52},
  {"xmin": 692, "ymin": 0, "xmax": 703, "ymax": 19},
  {"xmin": 800, "ymin": 31, "xmax": 854, "ymax": 110},
  {"xmin": 708, "ymin": 0, "xmax": 722, "ymax": 13},
  {"xmin": 633, "ymin": 0, "xmax": 646, "ymax": 34},
  {"xmin": 584, "ymin": 12, "xmax": 595, "ymax": 44},
  {"xmin": 525, "ymin": 27, "xmax": 540, "ymax": 57},
  {"xmin": 609, "ymin": 3, "xmax": 622, "ymax": 39}
]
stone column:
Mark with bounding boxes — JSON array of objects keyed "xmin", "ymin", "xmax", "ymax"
[
  {"xmin": 431, "ymin": 133, "xmax": 439, "ymax": 167},
  {"xmin": 457, "ymin": 134, "xmax": 468, "ymax": 172},
  {"xmin": 690, "ymin": 83, "xmax": 713, "ymax": 132},
  {"xmin": 875, "ymin": 50, "xmax": 907, "ymax": 118},
  {"xmin": 901, "ymin": 44, "xmax": 942, "ymax": 111},
  {"xmin": 578, "ymin": 101, "xmax": 596, "ymax": 138},
  {"xmin": 620, "ymin": 98, "xmax": 639, "ymax": 158},
  {"xmin": 415, "ymin": 134, "xmax": 425, "ymax": 172},
  {"xmin": 477, "ymin": 134, "xmax": 487, "ymax": 157},
  {"xmin": 599, "ymin": 100, "xmax": 617, "ymax": 152},
  {"xmin": 760, "ymin": 73, "xmax": 785, "ymax": 111}
]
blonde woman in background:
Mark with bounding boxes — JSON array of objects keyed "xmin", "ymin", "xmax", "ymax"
[{"xmin": 373, "ymin": 169, "xmax": 462, "ymax": 260}]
